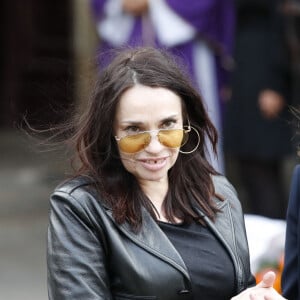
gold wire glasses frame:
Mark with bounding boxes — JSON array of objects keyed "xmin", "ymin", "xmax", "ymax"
[{"xmin": 115, "ymin": 124, "xmax": 192, "ymax": 154}]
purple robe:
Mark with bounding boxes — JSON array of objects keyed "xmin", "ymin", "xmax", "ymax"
[{"xmin": 91, "ymin": 0, "xmax": 234, "ymax": 88}]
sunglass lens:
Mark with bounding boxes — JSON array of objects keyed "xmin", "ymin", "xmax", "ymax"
[
  {"xmin": 119, "ymin": 132, "xmax": 151, "ymax": 153},
  {"xmin": 158, "ymin": 129, "xmax": 186, "ymax": 148}
]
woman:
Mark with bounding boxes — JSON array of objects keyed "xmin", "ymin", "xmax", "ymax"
[{"xmin": 47, "ymin": 47, "xmax": 285, "ymax": 299}]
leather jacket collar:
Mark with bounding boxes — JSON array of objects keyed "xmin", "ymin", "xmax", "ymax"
[{"xmin": 100, "ymin": 175, "xmax": 253, "ymax": 292}]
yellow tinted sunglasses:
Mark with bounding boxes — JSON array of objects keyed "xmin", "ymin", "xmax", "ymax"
[{"xmin": 115, "ymin": 126, "xmax": 191, "ymax": 153}]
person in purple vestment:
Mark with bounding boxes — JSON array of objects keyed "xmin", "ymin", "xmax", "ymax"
[{"xmin": 89, "ymin": 0, "xmax": 235, "ymax": 173}]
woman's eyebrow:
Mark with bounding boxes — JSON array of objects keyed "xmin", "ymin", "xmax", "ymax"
[
  {"xmin": 119, "ymin": 120, "xmax": 144, "ymax": 126},
  {"xmin": 160, "ymin": 114, "xmax": 180, "ymax": 121},
  {"xmin": 120, "ymin": 114, "xmax": 180, "ymax": 125}
]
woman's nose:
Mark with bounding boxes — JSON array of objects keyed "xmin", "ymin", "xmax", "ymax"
[{"xmin": 144, "ymin": 132, "xmax": 163, "ymax": 153}]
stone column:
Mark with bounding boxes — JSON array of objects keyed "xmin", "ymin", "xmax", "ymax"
[{"xmin": 72, "ymin": 0, "xmax": 99, "ymax": 112}]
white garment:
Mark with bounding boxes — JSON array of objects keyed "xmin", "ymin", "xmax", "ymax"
[
  {"xmin": 99, "ymin": 0, "xmax": 196, "ymax": 47},
  {"xmin": 193, "ymin": 42, "xmax": 224, "ymax": 173},
  {"xmin": 148, "ymin": 0, "xmax": 196, "ymax": 46},
  {"xmin": 98, "ymin": 0, "xmax": 134, "ymax": 46}
]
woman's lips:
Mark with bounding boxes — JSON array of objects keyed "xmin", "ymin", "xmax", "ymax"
[{"xmin": 139, "ymin": 157, "xmax": 168, "ymax": 171}]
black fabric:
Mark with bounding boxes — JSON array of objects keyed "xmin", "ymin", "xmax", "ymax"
[
  {"xmin": 158, "ymin": 221, "xmax": 235, "ymax": 300},
  {"xmin": 237, "ymin": 158, "xmax": 287, "ymax": 219}
]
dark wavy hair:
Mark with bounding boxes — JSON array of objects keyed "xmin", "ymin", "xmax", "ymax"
[{"xmin": 69, "ymin": 47, "xmax": 221, "ymax": 230}]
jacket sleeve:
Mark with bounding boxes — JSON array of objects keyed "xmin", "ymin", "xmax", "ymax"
[
  {"xmin": 47, "ymin": 190, "xmax": 112, "ymax": 300},
  {"xmin": 223, "ymin": 178, "xmax": 257, "ymax": 290},
  {"xmin": 282, "ymin": 165, "xmax": 300, "ymax": 299}
]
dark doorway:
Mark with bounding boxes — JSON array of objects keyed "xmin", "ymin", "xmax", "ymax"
[{"xmin": 0, "ymin": 0, "xmax": 74, "ymax": 128}]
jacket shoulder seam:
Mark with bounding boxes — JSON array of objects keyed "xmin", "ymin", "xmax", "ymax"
[{"xmin": 54, "ymin": 177, "xmax": 93, "ymax": 195}]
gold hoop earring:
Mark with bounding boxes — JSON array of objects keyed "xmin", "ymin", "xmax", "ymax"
[{"xmin": 179, "ymin": 126, "xmax": 200, "ymax": 154}]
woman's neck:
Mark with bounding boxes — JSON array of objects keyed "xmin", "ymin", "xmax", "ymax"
[
  {"xmin": 139, "ymin": 179, "xmax": 168, "ymax": 216},
  {"xmin": 138, "ymin": 179, "xmax": 181, "ymax": 223}
]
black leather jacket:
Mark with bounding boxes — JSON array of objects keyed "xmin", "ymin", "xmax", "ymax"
[{"xmin": 47, "ymin": 175, "xmax": 255, "ymax": 300}]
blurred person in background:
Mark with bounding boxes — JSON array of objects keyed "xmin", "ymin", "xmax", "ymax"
[
  {"xmin": 224, "ymin": 0, "xmax": 292, "ymax": 219},
  {"xmin": 281, "ymin": 0, "xmax": 300, "ymax": 161},
  {"xmin": 89, "ymin": 0, "xmax": 236, "ymax": 173}
]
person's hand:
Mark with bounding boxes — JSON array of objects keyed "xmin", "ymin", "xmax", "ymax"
[
  {"xmin": 122, "ymin": 0, "xmax": 148, "ymax": 16},
  {"xmin": 258, "ymin": 89, "xmax": 285, "ymax": 119},
  {"xmin": 231, "ymin": 271, "xmax": 287, "ymax": 300}
]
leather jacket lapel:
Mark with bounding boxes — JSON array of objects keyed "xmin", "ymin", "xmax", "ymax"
[
  {"xmin": 105, "ymin": 208, "xmax": 190, "ymax": 281},
  {"xmin": 191, "ymin": 185, "xmax": 247, "ymax": 293},
  {"xmin": 193, "ymin": 199, "xmax": 242, "ymax": 284}
]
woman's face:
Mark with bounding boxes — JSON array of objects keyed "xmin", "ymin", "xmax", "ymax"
[{"xmin": 114, "ymin": 85, "xmax": 183, "ymax": 185}]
